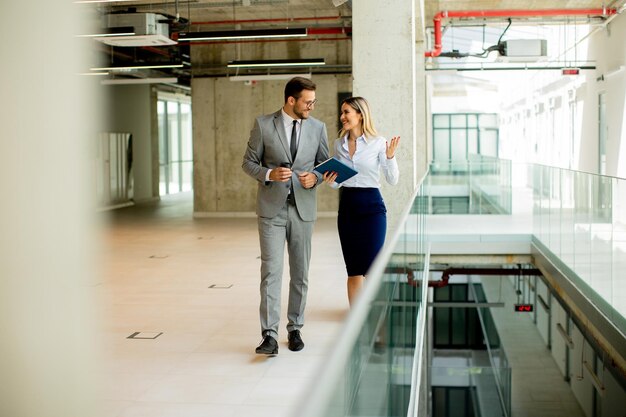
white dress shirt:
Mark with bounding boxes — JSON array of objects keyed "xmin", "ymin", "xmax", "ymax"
[
  {"xmin": 266, "ymin": 110, "xmax": 301, "ymax": 182},
  {"xmin": 281, "ymin": 109, "xmax": 301, "ymax": 148},
  {"xmin": 332, "ymin": 134, "xmax": 399, "ymax": 188}
]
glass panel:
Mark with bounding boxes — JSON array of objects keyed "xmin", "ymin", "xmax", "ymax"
[
  {"xmin": 451, "ymin": 114, "xmax": 466, "ymax": 128},
  {"xmin": 168, "ymin": 102, "xmax": 180, "ymax": 162},
  {"xmin": 433, "ymin": 114, "xmax": 450, "ymax": 128},
  {"xmin": 299, "ymin": 181, "xmax": 429, "ymax": 417},
  {"xmin": 467, "ymin": 114, "xmax": 478, "ymax": 128},
  {"xmin": 529, "ymin": 165, "xmax": 626, "ymax": 334},
  {"xmin": 450, "ymin": 130, "xmax": 467, "ymax": 161},
  {"xmin": 300, "ymin": 161, "xmax": 626, "ymax": 417},
  {"xmin": 158, "ymin": 100, "xmax": 168, "ymax": 195},
  {"xmin": 180, "ymin": 103, "xmax": 193, "ymax": 161},
  {"xmin": 159, "ymin": 97, "xmax": 193, "ymax": 195},
  {"xmin": 480, "ymin": 129, "xmax": 498, "ymax": 157},
  {"xmin": 468, "ymin": 130, "xmax": 478, "ymax": 155},
  {"xmin": 434, "ymin": 130, "xmax": 451, "ymax": 162},
  {"xmin": 479, "ymin": 113, "xmax": 498, "ymax": 128}
]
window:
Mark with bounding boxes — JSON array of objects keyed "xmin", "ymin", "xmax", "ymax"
[
  {"xmin": 432, "ymin": 113, "xmax": 499, "ymax": 174},
  {"xmin": 158, "ymin": 96, "xmax": 192, "ymax": 195}
]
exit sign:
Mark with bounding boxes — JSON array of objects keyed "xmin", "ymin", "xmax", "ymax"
[{"xmin": 514, "ymin": 304, "xmax": 534, "ymax": 312}]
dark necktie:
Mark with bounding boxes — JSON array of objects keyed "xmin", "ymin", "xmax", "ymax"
[{"xmin": 290, "ymin": 120, "xmax": 298, "ymax": 161}]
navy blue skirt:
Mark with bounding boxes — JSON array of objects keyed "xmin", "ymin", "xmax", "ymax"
[{"xmin": 337, "ymin": 187, "xmax": 387, "ymax": 276}]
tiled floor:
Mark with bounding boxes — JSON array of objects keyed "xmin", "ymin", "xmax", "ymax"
[{"xmin": 96, "ymin": 192, "xmax": 348, "ymax": 417}]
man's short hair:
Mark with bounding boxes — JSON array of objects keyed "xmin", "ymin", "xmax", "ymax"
[{"xmin": 284, "ymin": 77, "xmax": 316, "ymax": 103}]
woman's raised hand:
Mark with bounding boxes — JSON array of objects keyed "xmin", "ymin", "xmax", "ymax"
[{"xmin": 386, "ymin": 136, "xmax": 400, "ymax": 159}]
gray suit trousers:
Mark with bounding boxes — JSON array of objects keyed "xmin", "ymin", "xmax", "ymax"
[{"xmin": 258, "ymin": 201, "xmax": 314, "ymax": 339}]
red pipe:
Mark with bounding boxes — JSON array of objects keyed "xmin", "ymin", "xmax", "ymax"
[
  {"xmin": 425, "ymin": 8, "xmax": 617, "ymax": 57},
  {"xmin": 402, "ymin": 267, "xmax": 543, "ymax": 288}
]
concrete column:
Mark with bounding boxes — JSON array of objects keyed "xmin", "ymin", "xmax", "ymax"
[
  {"xmin": 352, "ymin": 0, "xmax": 429, "ymax": 230},
  {"xmin": 0, "ymin": 2, "xmax": 99, "ymax": 417}
]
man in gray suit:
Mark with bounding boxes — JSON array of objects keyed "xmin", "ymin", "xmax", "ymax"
[{"xmin": 242, "ymin": 77, "xmax": 329, "ymax": 355}]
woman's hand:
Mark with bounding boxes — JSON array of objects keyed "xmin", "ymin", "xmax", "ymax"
[
  {"xmin": 386, "ymin": 136, "xmax": 400, "ymax": 159},
  {"xmin": 323, "ymin": 171, "xmax": 338, "ymax": 184}
]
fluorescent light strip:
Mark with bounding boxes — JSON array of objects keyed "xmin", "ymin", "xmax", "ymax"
[
  {"xmin": 227, "ymin": 59, "xmax": 325, "ymax": 68},
  {"xmin": 79, "ymin": 72, "xmax": 109, "ymax": 76},
  {"xmin": 90, "ymin": 64, "xmax": 184, "ymax": 71},
  {"xmin": 179, "ymin": 28, "xmax": 307, "ymax": 42},
  {"xmin": 77, "ymin": 26, "xmax": 135, "ymax": 38},
  {"xmin": 229, "ymin": 73, "xmax": 312, "ymax": 81},
  {"xmin": 74, "ymin": 0, "xmax": 136, "ymax": 3},
  {"xmin": 102, "ymin": 77, "xmax": 178, "ymax": 85},
  {"xmin": 77, "ymin": 32, "xmax": 135, "ymax": 38}
]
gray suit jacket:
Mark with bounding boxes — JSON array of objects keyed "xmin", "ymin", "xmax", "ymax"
[{"xmin": 242, "ymin": 110, "xmax": 330, "ymax": 221}]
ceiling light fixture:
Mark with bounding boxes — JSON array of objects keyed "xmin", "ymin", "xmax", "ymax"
[
  {"xmin": 229, "ymin": 73, "xmax": 312, "ymax": 81},
  {"xmin": 178, "ymin": 28, "xmax": 307, "ymax": 42},
  {"xmin": 227, "ymin": 58, "xmax": 325, "ymax": 68},
  {"xmin": 74, "ymin": 0, "xmax": 136, "ymax": 3},
  {"xmin": 101, "ymin": 77, "xmax": 178, "ymax": 85},
  {"xmin": 77, "ymin": 26, "xmax": 135, "ymax": 38},
  {"xmin": 90, "ymin": 64, "xmax": 184, "ymax": 71}
]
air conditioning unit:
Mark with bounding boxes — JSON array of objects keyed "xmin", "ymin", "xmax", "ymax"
[
  {"xmin": 96, "ymin": 13, "xmax": 177, "ymax": 47},
  {"xmin": 498, "ymin": 39, "xmax": 547, "ymax": 62}
]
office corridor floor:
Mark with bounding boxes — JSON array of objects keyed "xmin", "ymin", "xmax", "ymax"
[{"xmin": 96, "ymin": 192, "xmax": 347, "ymax": 417}]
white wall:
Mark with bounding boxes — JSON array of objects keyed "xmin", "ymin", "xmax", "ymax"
[
  {"xmin": 585, "ymin": 12, "xmax": 626, "ymax": 178},
  {"xmin": 497, "ymin": 12, "xmax": 626, "ymax": 178},
  {"xmin": 106, "ymin": 85, "xmax": 159, "ymax": 203}
]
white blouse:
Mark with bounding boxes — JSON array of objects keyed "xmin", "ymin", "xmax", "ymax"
[{"xmin": 332, "ymin": 134, "xmax": 399, "ymax": 188}]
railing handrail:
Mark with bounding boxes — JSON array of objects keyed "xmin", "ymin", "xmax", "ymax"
[{"xmin": 407, "ymin": 248, "xmax": 430, "ymax": 417}]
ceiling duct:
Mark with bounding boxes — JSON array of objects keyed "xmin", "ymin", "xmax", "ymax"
[
  {"xmin": 97, "ymin": 13, "xmax": 177, "ymax": 47},
  {"xmin": 498, "ymin": 39, "xmax": 548, "ymax": 62}
]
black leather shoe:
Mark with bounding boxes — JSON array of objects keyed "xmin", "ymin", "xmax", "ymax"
[
  {"xmin": 255, "ymin": 335, "xmax": 278, "ymax": 355},
  {"xmin": 288, "ymin": 330, "xmax": 304, "ymax": 351}
]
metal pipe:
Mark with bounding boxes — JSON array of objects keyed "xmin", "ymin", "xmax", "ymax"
[
  {"xmin": 179, "ymin": 35, "xmax": 351, "ymax": 46},
  {"xmin": 425, "ymin": 8, "xmax": 618, "ymax": 57},
  {"xmin": 429, "ymin": 267, "xmax": 542, "ymax": 288},
  {"xmin": 190, "ymin": 15, "xmax": 345, "ymax": 26}
]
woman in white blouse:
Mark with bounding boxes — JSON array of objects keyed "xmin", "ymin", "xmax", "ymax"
[{"xmin": 323, "ymin": 96, "xmax": 400, "ymax": 306}]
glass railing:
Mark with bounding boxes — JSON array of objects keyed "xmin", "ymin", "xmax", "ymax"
[
  {"xmin": 297, "ymin": 158, "xmax": 625, "ymax": 417},
  {"xmin": 426, "ymin": 156, "xmax": 512, "ymax": 214},
  {"xmin": 298, "ymin": 175, "xmax": 430, "ymax": 417},
  {"xmin": 530, "ymin": 164, "xmax": 626, "ymax": 333},
  {"xmin": 469, "ymin": 280, "xmax": 512, "ymax": 417},
  {"xmin": 427, "ymin": 157, "xmax": 625, "ymax": 334}
]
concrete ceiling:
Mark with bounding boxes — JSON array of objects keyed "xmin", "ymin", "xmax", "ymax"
[
  {"xmin": 104, "ymin": 0, "xmax": 618, "ymax": 27},
  {"xmin": 90, "ymin": 0, "xmax": 622, "ymax": 85}
]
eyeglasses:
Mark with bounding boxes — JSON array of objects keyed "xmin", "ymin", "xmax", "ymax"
[{"xmin": 304, "ymin": 99, "xmax": 317, "ymax": 109}]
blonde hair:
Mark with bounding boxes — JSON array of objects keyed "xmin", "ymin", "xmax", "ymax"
[{"xmin": 338, "ymin": 96, "xmax": 378, "ymax": 138}]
